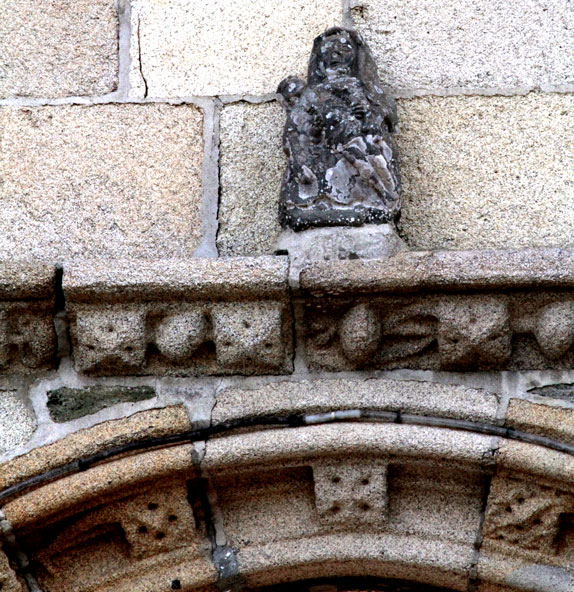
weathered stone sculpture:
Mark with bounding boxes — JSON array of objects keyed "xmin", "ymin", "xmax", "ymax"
[{"xmin": 278, "ymin": 27, "xmax": 400, "ymax": 230}]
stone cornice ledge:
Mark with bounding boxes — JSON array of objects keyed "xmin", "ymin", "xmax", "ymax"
[
  {"xmin": 63, "ymin": 257, "xmax": 293, "ymax": 376},
  {"xmin": 300, "ymin": 247, "xmax": 574, "ymax": 296},
  {"xmin": 65, "ymin": 257, "xmax": 290, "ymax": 302},
  {"xmin": 299, "ymin": 247, "xmax": 574, "ymax": 372}
]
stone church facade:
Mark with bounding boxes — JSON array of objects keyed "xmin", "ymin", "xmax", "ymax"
[{"xmin": 0, "ymin": 1, "xmax": 573, "ymax": 591}]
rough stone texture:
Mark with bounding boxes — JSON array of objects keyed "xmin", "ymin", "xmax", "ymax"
[
  {"xmin": 0, "ymin": 0, "xmax": 118, "ymax": 98},
  {"xmin": 129, "ymin": 0, "xmax": 342, "ymax": 97},
  {"xmin": 0, "ymin": 548, "xmax": 22, "ymax": 592},
  {"xmin": 0, "ymin": 405, "xmax": 191, "ymax": 492},
  {"xmin": 0, "ymin": 391, "xmax": 36, "ymax": 454},
  {"xmin": 47, "ymin": 386, "xmax": 156, "ymax": 423},
  {"xmin": 388, "ymin": 462, "xmax": 484, "ymax": 546},
  {"xmin": 352, "ymin": 0, "xmax": 574, "ymax": 93},
  {"xmin": 218, "ymin": 102, "xmax": 284, "ymax": 256},
  {"xmin": 0, "ymin": 105, "xmax": 204, "ymax": 263},
  {"xmin": 505, "ymin": 399, "xmax": 574, "ymax": 446},
  {"xmin": 396, "ymin": 93, "xmax": 574, "ymax": 251},
  {"xmin": 64, "ymin": 257, "xmax": 289, "ymax": 302},
  {"xmin": 213, "ymin": 378, "xmax": 500, "ymax": 425},
  {"xmin": 3, "ymin": 446, "xmax": 216, "ymax": 592},
  {"xmin": 64, "ymin": 257, "xmax": 293, "ymax": 376},
  {"xmin": 298, "ymin": 249, "xmax": 574, "ymax": 372},
  {"xmin": 477, "ymin": 558, "xmax": 574, "ymax": 592},
  {"xmin": 213, "ymin": 466, "xmax": 321, "ymax": 546},
  {"xmin": 238, "ymin": 535, "xmax": 473, "ymax": 591},
  {"xmin": 276, "ymin": 225, "xmax": 407, "ymax": 288}
]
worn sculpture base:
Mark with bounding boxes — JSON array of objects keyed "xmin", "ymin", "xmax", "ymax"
[
  {"xmin": 283, "ymin": 204, "xmax": 396, "ymax": 232},
  {"xmin": 275, "ymin": 224, "xmax": 407, "ymax": 288}
]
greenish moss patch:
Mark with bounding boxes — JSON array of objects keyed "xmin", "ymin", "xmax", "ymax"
[{"xmin": 47, "ymin": 385, "xmax": 155, "ymax": 423}]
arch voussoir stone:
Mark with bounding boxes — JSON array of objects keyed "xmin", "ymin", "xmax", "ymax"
[{"xmin": 1, "ymin": 383, "xmax": 574, "ymax": 591}]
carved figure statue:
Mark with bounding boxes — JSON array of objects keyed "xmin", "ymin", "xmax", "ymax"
[{"xmin": 278, "ymin": 28, "xmax": 401, "ymax": 230}]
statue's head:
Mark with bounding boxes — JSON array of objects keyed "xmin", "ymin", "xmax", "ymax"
[
  {"xmin": 308, "ymin": 28, "xmax": 373, "ymax": 85},
  {"xmin": 317, "ymin": 30, "xmax": 357, "ymax": 76}
]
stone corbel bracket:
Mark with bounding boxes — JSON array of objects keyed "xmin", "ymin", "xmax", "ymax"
[
  {"xmin": 0, "ymin": 263, "xmax": 57, "ymax": 374},
  {"xmin": 300, "ymin": 247, "xmax": 574, "ymax": 372},
  {"xmin": 63, "ymin": 257, "xmax": 293, "ymax": 376}
]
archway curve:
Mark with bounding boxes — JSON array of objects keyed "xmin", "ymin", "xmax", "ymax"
[{"xmin": 1, "ymin": 392, "xmax": 574, "ymax": 592}]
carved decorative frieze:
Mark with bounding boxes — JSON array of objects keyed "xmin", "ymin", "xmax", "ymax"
[
  {"xmin": 300, "ymin": 248, "xmax": 574, "ymax": 371},
  {"xmin": 312, "ymin": 458, "xmax": 388, "ymax": 530},
  {"xmin": 2, "ymin": 446, "xmax": 216, "ymax": 592},
  {"xmin": 0, "ymin": 263, "xmax": 57, "ymax": 374},
  {"xmin": 482, "ymin": 476, "xmax": 574, "ymax": 558},
  {"xmin": 63, "ymin": 257, "xmax": 293, "ymax": 376},
  {"xmin": 478, "ymin": 440, "xmax": 574, "ymax": 587}
]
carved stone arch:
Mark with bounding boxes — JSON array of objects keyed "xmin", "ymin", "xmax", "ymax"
[{"xmin": 1, "ymin": 386, "xmax": 574, "ymax": 592}]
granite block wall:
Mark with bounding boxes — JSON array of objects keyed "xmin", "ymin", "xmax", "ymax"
[
  {"xmin": 1, "ymin": 4, "xmax": 574, "ymax": 590},
  {"xmin": 0, "ymin": 0, "xmax": 572, "ymax": 265},
  {"xmin": 0, "ymin": 0, "xmax": 571, "ymax": 464}
]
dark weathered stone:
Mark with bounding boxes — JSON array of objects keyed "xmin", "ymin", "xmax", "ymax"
[
  {"xmin": 528, "ymin": 384, "xmax": 574, "ymax": 401},
  {"xmin": 47, "ymin": 386, "xmax": 155, "ymax": 422},
  {"xmin": 277, "ymin": 27, "xmax": 400, "ymax": 231}
]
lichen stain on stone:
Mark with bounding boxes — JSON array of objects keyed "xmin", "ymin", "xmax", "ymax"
[{"xmin": 47, "ymin": 385, "xmax": 155, "ymax": 423}]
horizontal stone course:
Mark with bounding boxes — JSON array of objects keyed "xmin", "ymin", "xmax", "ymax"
[
  {"xmin": 64, "ymin": 257, "xmax": 290, "ymax": 302},
  {"xmin": 214, "ymin": 378, "xmax": 500, "ymax": 425},
  {"xmin": 300, "ymin": 248, "xmax": 574, "ymax": 296},
  {"xmin": 353, "ymin": 0, "xmax": 574, "ymax": 94},
  {"xmin": 0, "ymin": 104, "xmax": 204, "ymax": 263},
  {"xmin": 129, "ymin": 0, "xmax": 342, "ymax": 96},
  {"xmin": 0, "ymin": 0, "xmax": 118, "ymax": 98}
]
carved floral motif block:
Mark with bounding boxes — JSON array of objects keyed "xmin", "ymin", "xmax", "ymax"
[
  {"xmin": 312, "ymin": 458, "xmax": 388, "ymax": 530},
  {"xmin": 301, "ymin": 249, "xmax": 574, "ymax": 371}
]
